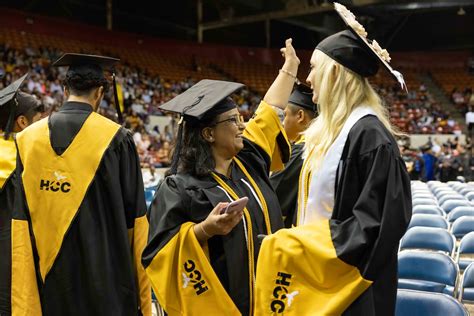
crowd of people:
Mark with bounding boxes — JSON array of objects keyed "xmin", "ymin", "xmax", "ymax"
[
  {"xmin": 379, "ymin": 83, "xmax": 464, "ymax": 134},
  {"xmin": 0, "ymin": 44, "xmax": 472, "ymax": 156},
  {"xmin": 400, "ymin": 136, "xmax": 474, "ymax": 182},
  {"xmin": 451, "ymin": 87, "xmax": 474, "ymax": 113},
  {"xmin": 1, "ymin": 43, "xmax": 473, "ymax": 189},
  {"xmin": 0, "ymin": 44, "xmax": 262, "ymax": 186}
]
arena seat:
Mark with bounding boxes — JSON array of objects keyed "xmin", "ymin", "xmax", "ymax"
[
  {"xmin": 412, "ymin": 205, "xmax": 446, "ymax": 217},
  {"xmin": 459, "ymin": 263, "xmax": 474, "ymax": 303},
  {"xmin": 448, "ymin": 207, "xmax": 474, "ymax": 223},
  {"xmin": 412, "ymin": 194, "xmax": 435, "ymax": 200},
  {"xmin": 457, "ymin": 232, "xmax": 474, "ymax": 270},
  {"xmin": 400, "ymin": 227, "xmax": 455, "ymax": 256},
  {"xmin": 395, "ymin": 289, "xmax": 468, "ymax": 316},
  {"xmin": 144, "ymin": 187, "xmax": 156, "ymax": 209},
  {"xmin": 412, "ymin": 198, "xmax": 438, "ymax": 207},
  {"xmin": 398, "ymin": 251, "xmax": 459, "ymax": 296},
  {"xmin": 438, "ymin": 195, "xmax": 466, "ymax": 206},
  {"xmin": 452, "ymin": 217, "xmax": 474, "ymax": 239},
  {"xmin": 442, "ymin": 200, "xmax": 471, "ymax": 214},
  {"xmin": 465, "ymin": 192, "xmax": 474, "ymax": 202},
  {"xmin": 460, "ymin": 187, "xmax": 474, "ymax": 196},
  {"xmin": 408, "ymin": 214, "xmax": 449, "ymax": 230}
]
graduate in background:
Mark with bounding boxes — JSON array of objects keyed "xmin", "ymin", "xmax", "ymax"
[
  {"xmin": 11, "ymin": 54, "xmax": 150, "ymax": 316},
  {"xmin": 0, "ymin": 74, "xmax": 44, "ymax": 316},
  {"xmin": 255, "ymin": 3, "xmax": 411, "ymax": 315},
  {"xmin": 270, "ymin": 83, "xmax": 317, "ymax": 227},
  {"xmin": 142, "ymin": 39, "xmax": 298, "ymax": 316}
]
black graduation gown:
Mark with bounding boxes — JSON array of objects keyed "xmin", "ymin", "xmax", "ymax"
[
  {"xmin": 254, "ymin": 115, "xmax": 412, "ymax": 315},
  {"xmin": 142, "ymin": 102, "xmax": 289, "ymax": 316},
  {"xmin": 270, "ymin": 140, "xmax": 304, "ymax": 228},
  {"xmin": 333, "ymin": 115, "xmax": 412, "ymax": 315},
  {"xmin": 12, "ymin": 102, "xmax": 150, "ymax": 316},
  {"xmin": 0, "ymin": 141, "xmax": 15, "ymax": 315}
]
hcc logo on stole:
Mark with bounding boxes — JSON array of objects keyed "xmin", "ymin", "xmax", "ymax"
[
  {"xmin": 40, "ymin": 171, "xmax": 71, "ymax": 193},
  {"xmin": 271, "ymin": 272, "xmax": 299, "ymax": 313},
  {"xmin": 182, "ymin": 259, "xmax": 209, "ymax": 295}
]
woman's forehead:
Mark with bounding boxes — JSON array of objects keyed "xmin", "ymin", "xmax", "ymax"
[{"xmin": 219, "ymin": 108, "xmax": 239, "ymax": 117}]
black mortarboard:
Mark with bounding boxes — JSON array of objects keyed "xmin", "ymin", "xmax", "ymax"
[
  {"xmin": 159, "ymin": 79, "xmax": 245, "ymax": 174},
  {"xmin": 317, "ymin": 30, "xmax": 379, "ymax": 77},
  {"xmin": 52, "ymin": 53, "xmax": 123, "ymax": 123},
  {"xmin": 288, "ymin": 83, "xmax": 318, "ymax": 112},
  {"xmin": 160, "ymin": 79, "xmax": 244, "ymax": 122},
  {"xmin": 316, "ymin": 3, "xmax": 407, "ymax": 91},
  {"xmin": 0, "ymin": 73, "xmax": 28, "ymax": 139}
]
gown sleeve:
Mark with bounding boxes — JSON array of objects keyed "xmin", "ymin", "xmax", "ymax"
[
  {"xmin": 119, "ymin": 132, "xmax": 151, "ymax": 316},
  {"xmin": 10, "ymin": 152, "xmax": 42, "ymax": 316},
  {"xmin": 330, "ymin": 143, "xmax": 412, "ymax": 280},
  {"xmin": 141, "ymin": 176, "xmax": 240, "ymax": 316},
  {"xmin": 269, "ymin": 143, "xmax": 304, "ymax": 227},
  {"xmin": 240, "ymin": 101, "xmax": 291, "ymax": 174},
  {"xmin": 255, "ymin": 143, "xmax": 412, "ymax": 315}
]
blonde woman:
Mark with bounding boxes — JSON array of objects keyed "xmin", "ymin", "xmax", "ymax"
[{"xmin": 255, "ymin": 3, "xmax": 411, "ymax": 316}]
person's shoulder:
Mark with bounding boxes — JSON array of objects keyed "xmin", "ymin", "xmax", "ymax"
[
  {"xmin": 346, "ymin": 115, "xmax": 397, "ymax": 156},
  {"xmin": 161, "ymin": 172, "xmax": 215, "ymax": 191}
]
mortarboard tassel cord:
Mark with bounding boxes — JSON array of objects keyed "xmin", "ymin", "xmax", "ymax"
[
  {"xmin": 112, "ymin": 72, "xmax": 123, "ymax": 124},
  {"xmin": 169, "ymin": 116, "xmax": 184, "ymax": 175},
  {"xmin": 3, "ymin": 98, "xmax": 17, "ymax": 140},
  {"xmin": 168, "ymin": 101, "xmax": 201, "ymax": 175}
]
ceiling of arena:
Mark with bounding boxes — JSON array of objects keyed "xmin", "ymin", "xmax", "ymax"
[{"xmin": 1, "ymin": 0, "xmax": 474, "ymax": 51}]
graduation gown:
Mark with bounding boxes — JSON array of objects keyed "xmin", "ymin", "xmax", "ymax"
[
  {"xmin": 255, "ymin": 114, "xmax": 412, "ymax": 315},
  {"xmin": 11, "ymin": 102, "xmax": 151, "ymax": 316},
  {"xmin": 270, "ymin": 137, "xmax": 305, "ymax": 228},
  {"xmin": 0, "ymin": 136, "xmax": 17, "ymax": 315},
  {"xmin": 142, "ymin": 101, "xmax": 290, "ymax": 316}
]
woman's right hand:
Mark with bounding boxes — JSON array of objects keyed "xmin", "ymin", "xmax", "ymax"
[
  {"xmin": 194, "ymin": 202, "xmax": 244, "ymax": 242},
  {"xmin": 280, "ymin": 38, "xmax": 300, "ymax": 67}
]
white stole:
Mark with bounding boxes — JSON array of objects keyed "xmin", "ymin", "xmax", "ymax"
[{"xmin": 298, "ymin": 106, "xmax": 377, "ymax": 226}]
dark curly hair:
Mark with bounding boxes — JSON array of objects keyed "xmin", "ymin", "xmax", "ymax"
[
  {"xmin": 64, "ymin": 65, "xmax": 109, "ymax": 96},
  {"xmin": 166, "ymin": 116, "xmax": 216, "ymax": 177}
]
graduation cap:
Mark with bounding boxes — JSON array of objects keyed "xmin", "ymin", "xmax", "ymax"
[
  {"xmin": 52, "ymin": 53, "xmax": 123, "ymax": 123},
  {"xmin": 316, "ymin": 3, "xmax": 407, "ymax": 91},
  {"xmin": 288, "ymin": 83, "xmax": 318, "ymax": 113},
  {"xmin": 0, "ymin": 73, "xmax": 28, "ymax": 139},
  {"xmin": 159, "ymin": 79, "xmax": 245, "ymax": 174}
]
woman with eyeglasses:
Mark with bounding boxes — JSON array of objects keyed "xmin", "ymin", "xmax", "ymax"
[{"xmin": 142, "ymin": 39, "xmax": 299, "ymax": 316}]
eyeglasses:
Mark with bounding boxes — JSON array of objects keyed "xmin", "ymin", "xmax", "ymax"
[{"xmin": 212, "ymin": 114, "xmax": 245, "ymax": 126}]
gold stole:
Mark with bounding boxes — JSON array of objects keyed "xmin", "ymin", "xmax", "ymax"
[
  {"xmin": 0, "ymin": 136, "xmax": 17, "ymax": 189},
  {"xmin": 16, "ymin": 113, "xmax": 119, "ymax": 281},
  {"xmin": 211, "ymin": 157, "xmax": 274, "ymax": 316}
]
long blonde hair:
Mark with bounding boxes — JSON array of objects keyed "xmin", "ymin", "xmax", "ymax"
[{"xmin": 304, "ymin": 50, "xmax": 396, "ymax": 170}]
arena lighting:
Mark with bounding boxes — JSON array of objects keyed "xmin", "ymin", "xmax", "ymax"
[{"xmin": 457, "ymin": 6, "xmax": 466, "ymax": 15}]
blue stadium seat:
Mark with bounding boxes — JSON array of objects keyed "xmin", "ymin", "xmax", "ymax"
[
  {"xmin": 441, "ymin": 200, "xmax": 471, "ymax": 213},
  {"xmin": 438, "ymin": 195, "xmax": 466, "ymax": 206},
  {"xmin": 457, "ymin": 232, "xmax": 474, "ymax": 270},
  {"xmin": 400, "ymin": 227, "xmax": 455, "ymax": 256},
  {"xmin": 432, "ymin": 186, "xmax": 454, "ymax": 194},
  {"xmin": 435, "ymin": 191, "xmax": 459, "ymax": 200},
  {"xmin": 412, "ymin": 205, "xmax": 445, "ymax": 217},
  {"xmin": 412, "ymin": 199, "xmax": 438, "ymax": 207},
  {"xmin": 144, "ymin": 187, "xmax": 156, "ymax": 208},
  {"xmin": 465, "ymin": 191, "xmax": 474, "ymax": 202},
  {"xmin": 398, "ymin": 251, "xmax": 459, "ymax": 296},
  {"xmin": 459, "ymin": 262, "xmax": 474, "ymax": 303},
  {"xmin": 452, "ymin": 216, "xmax": 474, "ymax": 239},
  {"xmin": 408, "ymin": 214, "xmax": 449, "ymax": 230},
  {"xmin": 460, "ymin": 187, "xmax": 474, "ymax": 196},
  {"xmin": 395, "ymin": 289, "xmax": 468, "ymax": 316},
  {"xmin": 448, "ymin": 206, "xmax": 474, "ymax": 223},
  {"xmin": 412, "ymin": 194, "xmax": 436, "ymax": 200}
]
